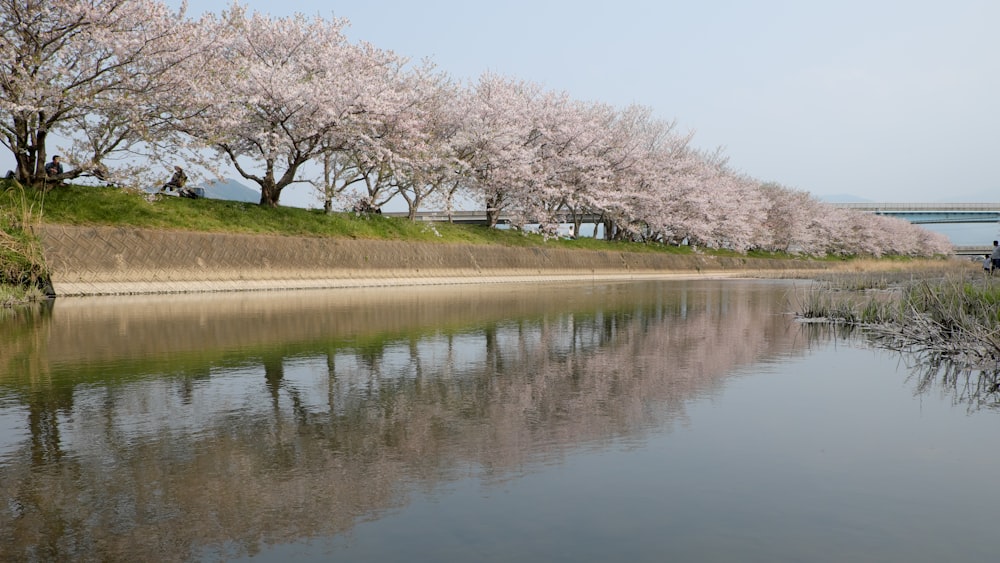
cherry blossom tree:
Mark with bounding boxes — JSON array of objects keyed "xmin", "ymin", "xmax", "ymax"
[
  {"xmin": 682, "ymin": 162, "xmax": 768, "ymax": 251},
  {"xmin": 594, "ymin": 106, "xmax": 693, "ymax": 242},
  {"xmin": 385, "ymin": 66, "xmax": 470, "ymax": 220},
  {"xmin": 453, "ymin": 73, "xmax": 545, "ymax": 227},
  {"xmin": 0, "ymin": 0, "xmax": 190, "ymax": 187},
  {"xmin": 502, "ymin": 93, "xmax": 621, "ymax": 235},
  {"xmin": 535, "ymin": 100, "xmax": 619, "ymax": 237},
  {"xmin": 310, "ymin": 54, "xmax": 448, "ymax": 214},
  {"xmin": 756, "ymin": 183, "xmax": 821, "ymax": 254},
  {"xmin": 306, "ymin": 60, "xmax": 459, "ymax": 217},
  {"xmin": 175, "ymin": 6, "xmax": 407, "ymax": 207},
  {"xmin": 311, "ymin": 147, "xmax": 365, "ymax": 214}
]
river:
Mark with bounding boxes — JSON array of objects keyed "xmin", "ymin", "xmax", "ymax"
[{"xmin": 0, "ymin": 279, "xmax": 997, "ymax": 562}]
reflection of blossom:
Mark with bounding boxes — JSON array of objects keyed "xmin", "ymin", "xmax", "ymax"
[{"xmin": 0, "ymin": 281, "xmax": 829, "ymax": 561}]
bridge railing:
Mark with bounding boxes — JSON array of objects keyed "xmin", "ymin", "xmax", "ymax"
[{"xmin": 834, "ymin": 202, "xmax": 1000, "ymax": 212}]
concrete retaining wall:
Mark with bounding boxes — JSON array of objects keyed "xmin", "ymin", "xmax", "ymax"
[{"xmin": 35, "ymin": 224, "xmax": 825, "ymax": 296}]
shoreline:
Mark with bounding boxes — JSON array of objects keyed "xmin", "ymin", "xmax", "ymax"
[{"xmin": 46, "ymin": 272, "xmax": 771, "ymax": 297}]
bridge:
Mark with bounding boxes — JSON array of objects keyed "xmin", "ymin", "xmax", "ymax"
[
  {"xmin": 837, "ymin": 204, "xmax": 1000, "ymax": 256},
  {"xmin": 833, "ymin": 202, "xmax": 1000, "ymax": 224}
]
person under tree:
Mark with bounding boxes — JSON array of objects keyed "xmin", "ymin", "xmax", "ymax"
[
  {"xmin": 161, "ymin": 166, "xmax": 187, "ymax": 192},
  {"xmin": 44, "ymin": 155, "xmax": 64, "ymax": 177}
]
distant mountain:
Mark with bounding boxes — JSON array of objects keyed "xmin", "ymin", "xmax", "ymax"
[{"xmin": 199, "ymin": 178, "xmax": 260, "ymax": 203}]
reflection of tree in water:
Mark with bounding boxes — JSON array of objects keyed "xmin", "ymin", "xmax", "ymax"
[
  {"xmin": 0, "ymin": 303, "xmax": 53, "ymax": 395},
  {"xmin": 0, "ymin": 281, "xmax": 830, "ymax": 561},
  {"xmin": 895, "ymin": 352, "xmax": 1000, "ymax": 413},
  {"xmin": 0, "ymin": 305, "xmax": 76, "ymax": 534},
  {"xmin": 853, "ymin": 321, "xmax": 1000, "ymax": 413},
  {"xmin": 797, "ymin": 320, "xmax": 1000, "ymax": 412},
  {"xmin": 23, "ymin": 388, "xmax": 72, "ymax": 468}
]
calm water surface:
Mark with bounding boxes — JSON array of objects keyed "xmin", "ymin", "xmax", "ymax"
[{"xmin": 0, "ymin": 280, "xmax": 997, "ymax": 562}]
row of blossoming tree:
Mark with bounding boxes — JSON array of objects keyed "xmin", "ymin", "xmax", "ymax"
[{"xmin": 0, "ymin": 0, "xmax": 953, "ymax": 256}]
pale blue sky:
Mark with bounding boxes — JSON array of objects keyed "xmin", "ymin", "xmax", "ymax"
[{"xmin": 10, "ymin": 1, "xmax": 997, "ymax": 204}]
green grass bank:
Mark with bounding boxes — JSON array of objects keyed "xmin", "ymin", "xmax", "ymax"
[{"xmin": 0, "ymin": 181, "xmax": 960, "ymax": 299}]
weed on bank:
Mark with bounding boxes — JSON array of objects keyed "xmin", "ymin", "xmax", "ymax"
[{"xmin": 795, "ymin": 269, "xmax": 1000, "ymax": 368}]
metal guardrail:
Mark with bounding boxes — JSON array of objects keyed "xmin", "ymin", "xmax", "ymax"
[
  {"xmin": 955, "ymin": 246, "xmax": 994, "ymax": 256},
  {"xmin": 381, "ymin": 210, "xmax": 606, "ymax": 224},
  {"xmin": 381, "ymin": 210, "xmax": 491, "ymax": 223},
  {"xmin": 387, "ymin": 204, "xmax": 1000, "ymax": 221}
]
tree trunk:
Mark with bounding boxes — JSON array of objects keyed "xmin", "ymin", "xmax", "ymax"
[
  {"xmin": 257, "ymin": 160, "xmax": 292, "ymax": 208},
  {"xmin": 259, "ymin": 179, "xmax": 281, "ymax": 207},
  {"xmin": 11, "ymin": 114, "xmax": 48, "ymax": 187},
  {"xmin": 485, "ymin": 192, "xmax": 503, "ymax": 228},
  {"xmin": 602, "ymin": 218, "xmax": 615, "ymax": 241},
  {"xmin": 407, "ymin": 197, "xmax": 420, "ymax": 221}
]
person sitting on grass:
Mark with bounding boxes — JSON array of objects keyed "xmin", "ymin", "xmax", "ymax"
[
  {"xmin": 160, "ymin": 166, "xmax": 187, "ymax": 193},
  {"xmin": 44, "ymin": 155, "xmax": 64, "ymax": 177}
]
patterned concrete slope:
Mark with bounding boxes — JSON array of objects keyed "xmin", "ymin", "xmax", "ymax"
[{"xmin": 34, "ymin": 224, "xmax": 820, "ymax": 296}]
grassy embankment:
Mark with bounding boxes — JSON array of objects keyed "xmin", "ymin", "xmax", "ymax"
[
  {"xmin": 2, "ymin": 181, "xmax": 818, "ymax": 304},
  {"xmin": 0, "ymin": 183, "xmax": 48, "ymax": 306},
  {"xmin": 6, "ymin": 180, "xmax": 992, "ymax": 372}
]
